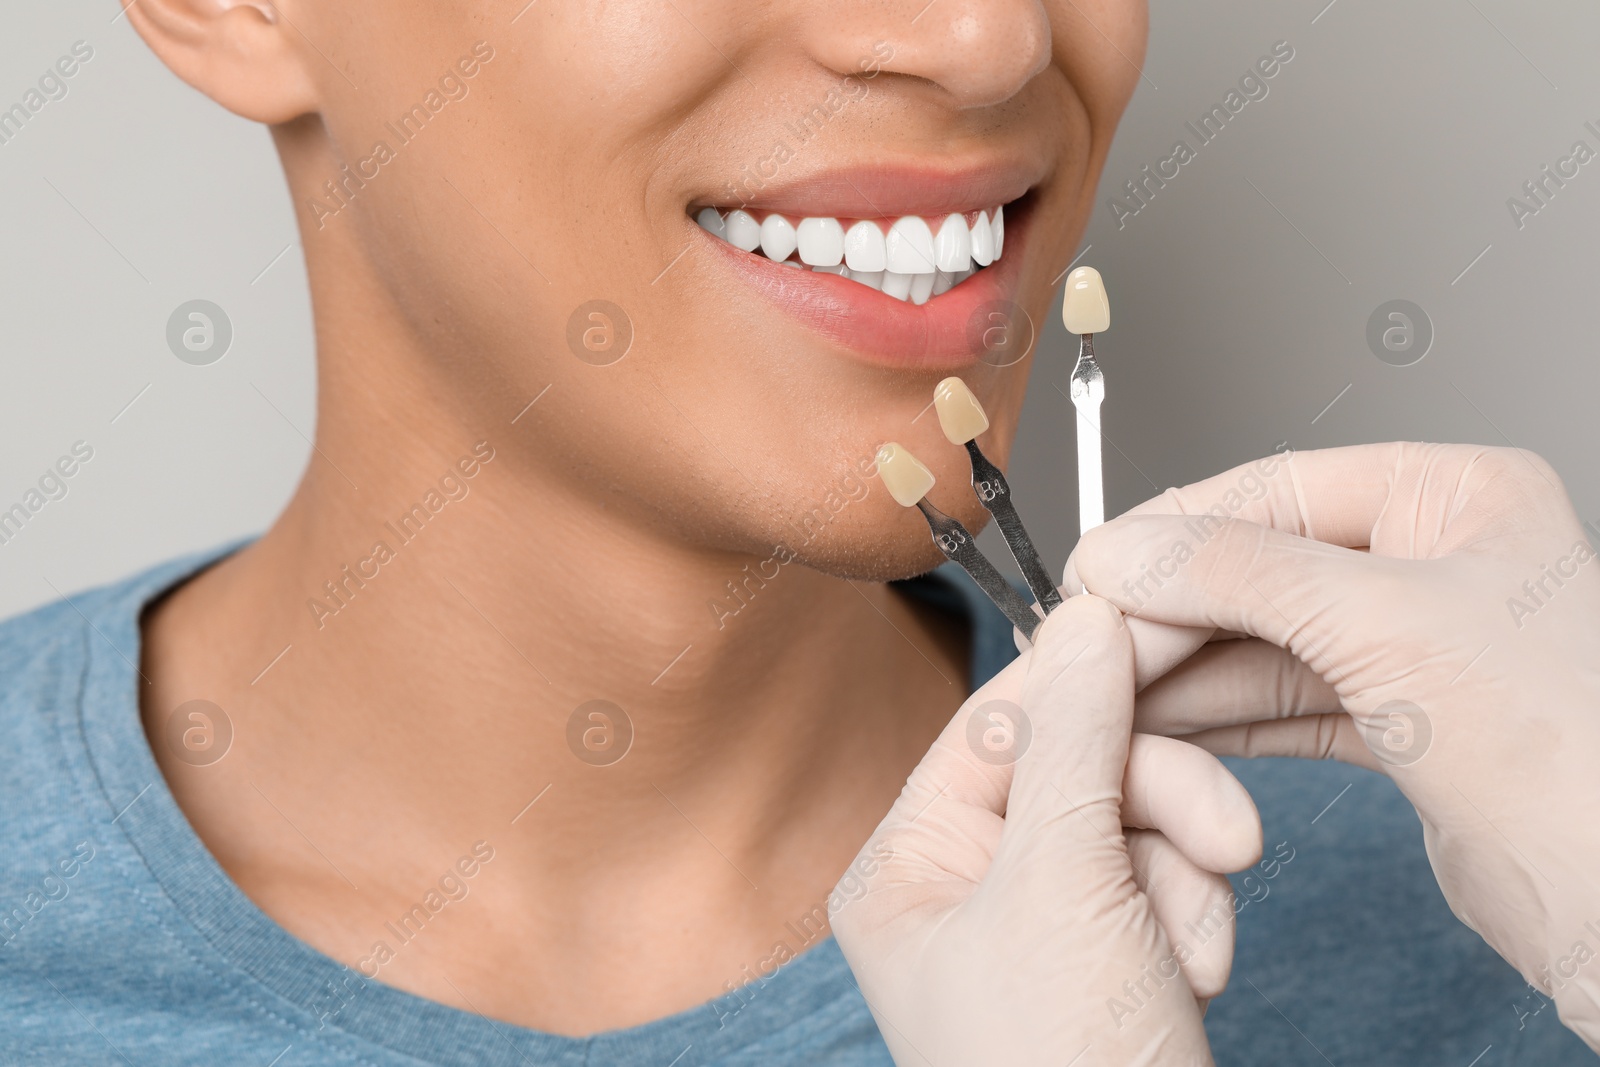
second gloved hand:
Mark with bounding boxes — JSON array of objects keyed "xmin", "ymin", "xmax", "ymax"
[
  {"xmin": 1068, "ymin": 442, "xmax": 1600, "ymax": 1049},
  {"xmin": 831, "ymin": 595, "xmax": 1263, "ymax": 1067}
]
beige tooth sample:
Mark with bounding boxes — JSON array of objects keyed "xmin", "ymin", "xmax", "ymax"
[
  {"xmin": 992, "ymin": 205, "xmax": 1004, "ymax": 259},
  {"xmin": 933, "ymin": 377, "xmax": 990, "ymax": 444},
  {"xmin": 1062, "ymin": 266, "xmax": 1110, "ymax": 334},
  {"xmin": 875, "ymin": 443, "xmax": 936, "ymax": 507}
]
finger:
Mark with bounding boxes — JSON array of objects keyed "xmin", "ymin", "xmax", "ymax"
[
  {"xmin": 1127, "ymin": 830, "xmax": 1236, "ymax": 999},
  {"xmin": 1076, "ymin": 442, "xmax": 1569, "ymax": 558},
  {"xmin": 1072, "ymin": 512, "xmax": 1403, "ymax": 681},
  {"xmin": 1005, "ymin": 594, "xmax": 1134, "ymax": 834},
  {"xmin": 1122, "ymin": 734, "xmax": 1262, "ymax": 874},
  {"xmin": 1109, "ymin": 443, "xmax": 1401, "ymax": 548},
  {"xmin": 1134, "ymin": 638, "xmax": 1341, "ymax": 737},
  {"xmin": 1179, "ymin": 715, "xmax": 1383, "ymax": 773},
  {"xmin": 1056, "ymin": 578, "xmax": 1215, "ymax": 691},
  {"xmin": 880, "ymin": 650, "xmax": 1032, "ymax": 829},
  {"xmin": 848, "ymin": 646, "xmax": 1038, "ymax": 901}
]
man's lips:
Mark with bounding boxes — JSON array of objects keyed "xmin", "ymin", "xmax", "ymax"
[
  {"xmin": 698, "ymin": 160, "xmax": 1045, "ymax": 219},
  {"xmin": 696, "ymin": 191, "xmax": 1037, "ymax": 371}
]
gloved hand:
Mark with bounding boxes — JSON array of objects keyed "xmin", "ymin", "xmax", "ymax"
[
  {"xmin": 831, "ymin": 594, "xmax": 1263, "ymax": 1067},
  {"xmin": 1066, "ymin": 442, "xmax": 1600, "ymax": 1049}
]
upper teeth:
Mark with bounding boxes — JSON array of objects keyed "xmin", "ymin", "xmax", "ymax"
[{"xmin": 695, "ymin": 206, "xmax": 1006, "ymax": 305}]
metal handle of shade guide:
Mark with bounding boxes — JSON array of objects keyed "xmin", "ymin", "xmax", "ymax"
[
  {"xmin": 962, "ymin": 441, "xmax": 1064, "ymax": 615},
  {"xmin": 1070, "ymin": 334, "xmax": 1105, "ymax": 536},
  {"xmin": 915, "ymin": 498, "xmax": 1041, "ymax": 641}
]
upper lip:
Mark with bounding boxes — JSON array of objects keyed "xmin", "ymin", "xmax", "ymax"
[{"xmin": 696, "ymin": 158, "xmax": 1047, "ymax": 219}]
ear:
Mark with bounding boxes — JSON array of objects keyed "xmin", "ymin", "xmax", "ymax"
[{"xmin": 124, "ymin": 0, "xmax": 320, "ymax": 124}]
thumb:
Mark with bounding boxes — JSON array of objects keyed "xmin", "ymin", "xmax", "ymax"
[
  {"xmin": 1072, "ymin": 513, "xmax": 1397, "ymax": 683},
  {"xmin": 1002, "ymin": 593, "xmax": 1135, "ymax": 835}
]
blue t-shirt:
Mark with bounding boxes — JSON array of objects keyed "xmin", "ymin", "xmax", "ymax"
[{"xmin": 0, "ymin": 546, "xmax": 1591, "ymax": 1064}]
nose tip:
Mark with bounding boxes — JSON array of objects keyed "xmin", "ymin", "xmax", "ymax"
[
  {"xmin": 910, "ymin": 1, "xmax": 1053, "ymax": 108},
  {"xmin": 810, "ymin": 0, "xmax": 1053, "ymax": 110}
]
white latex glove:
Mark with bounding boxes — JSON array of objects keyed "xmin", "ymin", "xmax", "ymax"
[
  {"xmin": 831, "ymin": 594, "xmax": 1263, "ymax": 1067},
  {"xmin": 1066, "ymin": 442, "xmax": 1600, "ymax": 1050}
]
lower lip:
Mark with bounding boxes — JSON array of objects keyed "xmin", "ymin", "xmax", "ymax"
[{"xmin": 700, "ymin": 205, "xmax": 1032, "ymax": 371}]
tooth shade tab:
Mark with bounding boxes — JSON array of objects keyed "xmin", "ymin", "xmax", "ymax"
[
  {"xmin": 797, "ymin": 216, "xmax": 845, "ymax": 266},
  {"xmin": 934, "ymin": 377, "xmax": 990, "ymax": 444},
  {"xmin": 875, "ymin": 443, "xmax": 936, "ymax": 507},
  {"xmin": 885, "ymin": 216, "xmax": 937, "ymax": 275},
  {"xmin": 1063, "ymin": 265, "xmax": 1110, "ymax": 334},
  {"xmin": 970, "ymin": 210, "xmax": 994, "ymax": 267},
  {"xmin": 991, "ymin": 205, "xmax": 1004, "ymax": 259}
]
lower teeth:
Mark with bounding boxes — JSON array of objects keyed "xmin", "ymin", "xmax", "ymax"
[{"xmin": 760, "ymin": 256, "xmax": 978, "ymax": 304}]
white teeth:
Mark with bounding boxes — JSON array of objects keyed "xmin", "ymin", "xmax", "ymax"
[
  {"xmin": 797, "ymin": 217, "xmax": 845, "ymax": 267},
  {"xmin": 724, "ymin": 209, "xmax": 761, "ymax": 252},
  {"xmin": 844, "ymin": 220, "xmax": 887, "ymax": 272},
  {"xmin": 697, "ymin": 204, "xmax": 1010, "ymax": 299},
  {"xmin": 760, "ymin": 214, "xmax": 798, "ymax": 262},
  {"xmin": 934, "ymin": 214, "xmax": 972, "ymax": 273},
  {"xmin": 881, "ymin": 270, "xmax": 913, "ymax": 301},
  {"xmin": 885, "ymin": 217, "xmax": 937, "ymax": 275},
  {"xmin": 970, "ymin": 210, "xmax": 994, "ymax": 267},
  {"xmin": 696, "ymin": 207, "xmax": 726, "ymax": 239}
]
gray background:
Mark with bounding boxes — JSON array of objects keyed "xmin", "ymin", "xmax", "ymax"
[{"xmin": 2, "ymin": 0, "xmax": 1596, "ymax": 615}]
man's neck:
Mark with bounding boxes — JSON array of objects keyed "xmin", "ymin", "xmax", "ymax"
[{"xmin": 138, "ymin": 397, "xmax": 969, "ymax": 1032}]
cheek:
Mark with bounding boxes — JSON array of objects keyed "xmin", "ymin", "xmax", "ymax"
[
  {"xmin": 551, "ymin": 2, "xmax": 731, "ymax": 104},
  {"xmin": 1049, "ymin": 0, "xmax": 1147, "ymax": 121}
]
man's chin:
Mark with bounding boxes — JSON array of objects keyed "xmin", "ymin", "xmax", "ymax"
[{"xmin": 785, "ymin": 523, "xmax": 958, "ymax": 584}]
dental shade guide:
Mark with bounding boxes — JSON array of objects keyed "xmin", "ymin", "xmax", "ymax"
[
  {"xmin": 933, "ymin": 378, "xmax": 1064, "ymax": 616},
  {"xmin": 1063, "ymin": 267, "xmax": 1111, "ymax": 536},
  {"xmin": 915, "ymin": 498, "xmax": 1042, "ymax": 641},
  {"xmin": 876, "ymin": 442, "xmax": 1042, "ymax": 641},
  {"xmin": 872, "ymin": 267, "xmax": 1112, "ymax": 643}
]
